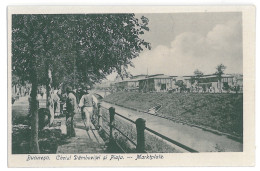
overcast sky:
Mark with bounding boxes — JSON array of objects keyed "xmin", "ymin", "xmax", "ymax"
[{"xmin": 107, "ymin": 12, "xmax": 242, "ymax": 80}]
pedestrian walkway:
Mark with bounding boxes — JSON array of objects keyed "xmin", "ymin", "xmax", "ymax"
[
  {"xmin": 56, "ymin": 113, "xmax": 107, "ymax": 154},
  {"xmin": 13, "ymin": 94, "xmax": 107, "ymax": 154}
]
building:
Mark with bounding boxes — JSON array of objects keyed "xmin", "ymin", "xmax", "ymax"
[
  {"xmin": 233, "ymin": 74, "xmax": 243, "ymax": 92},
  {"xmin": 138, "ymin": 74, "xmax": 173, "ymax": 92},
  {"xmin": 114, "ymin": 74, "xmax": 147, "ymax": 91},
  {"xmin": 170, "ymin": 76, "xmax": 178, "ymax": 88},
  {"xmin": 131, "ymin": 74, "xmax": 147, "ymax": 80},
  {"xmin": 182, "ymin": 76, "xmax": 193, "ymax": 88},
  {"xmin": 115, "ymin": 79, "xmax": 140, "ymax": 91},
  {"xmin": 183, "ymin": 74, "xmax": 235, "ymax": 92},
  {"xmin": 233, "ymin": 74, "xmax": 243, "ymax": 86},
  {"xmin": 95, "ymin": 80, "xmax": 115, "ymax": 90},
  {"xmin": 113, "ymin": 73, "xmax": 242, "ymax": 93}
]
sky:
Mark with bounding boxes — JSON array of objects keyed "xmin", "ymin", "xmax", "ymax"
[{"xmin": 107, "ymin": 12, "xmax": 243, "ymax": 80}]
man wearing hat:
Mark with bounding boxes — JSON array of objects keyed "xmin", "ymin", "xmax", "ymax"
[
  {"xmin": 65, "ymin": 86, "xmax": 78, "ymax": 137},
  {"xmin": 78, "ymin": 86, "xmax": 98, "ymax": 131}
]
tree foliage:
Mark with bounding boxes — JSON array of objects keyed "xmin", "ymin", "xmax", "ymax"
[
  {"xmin": 12, "ymin": 14, "xmax": 151, "ymax": 87},
  {"xmin": 214, "ymin": 64, "xmax": 227, "ymax": 92},
  {"xmin": 215, "ymin": 64, "xmax": 226, "ymax": 80},
  {"xmin": 12, "ymin": 14, "xmax": 151, "ymax": 153},
  {"xmin": 66, "ymin": 14, "xmax": 151, "ymax": 86},
  {"xmin": 175, "ymin": 80, "xmax": 186, "ymax": 89},
  {"xmin": 191, "ymin": 69, "xmax": 204, "ymax": 85}
]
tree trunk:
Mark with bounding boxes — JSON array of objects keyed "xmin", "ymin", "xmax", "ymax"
[
  {"xmin": 46, "ymin": 68, "xmax": 54, "ymax": 125},
  {"xmin": 218, "ymin": 79, "xmax": 222, "ymax": 93},
  {"xmin": 28, "ymin": 25, "xmax": 40, "ymax": 153},
  {"xmin": 29, "ymin": 71, "xmax": 40, "ymax": 154},
  {"xmin": 46, "ymin": 68, "xmax": 51, "ymax": 108},
  {"xmin": 219, "ymin": 80, "xmax": 222, "ymax": 93}
]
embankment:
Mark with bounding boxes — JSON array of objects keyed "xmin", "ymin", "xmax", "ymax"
[{"xmin": 103, "ymin": 92, "xmax": 243, "ymax": 137}]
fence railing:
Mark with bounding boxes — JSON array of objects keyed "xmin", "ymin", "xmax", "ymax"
[{"xmin": 93, "ymin": 103, "xmax": 198, "ymax": 153}]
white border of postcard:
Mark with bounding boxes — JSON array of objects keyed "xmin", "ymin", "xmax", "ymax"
[{"xmin": 7, "ymin": 6, "xmax": 255, "ymax": 167}]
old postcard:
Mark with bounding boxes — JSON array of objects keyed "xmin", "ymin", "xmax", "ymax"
[{"xmin": 8, "ymin": 6, "xmax": 255, "ymax": 167}]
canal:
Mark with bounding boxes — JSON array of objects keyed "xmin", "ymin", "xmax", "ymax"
[{"xmin": 101, "ymin": 101, "xmax": 243, "ymax": 152}]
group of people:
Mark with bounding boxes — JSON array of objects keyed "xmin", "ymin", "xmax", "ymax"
[
  {"xmin": 64, "ymin": 86, "xmax": 98, "ymax": 137},
  {"xmin": 12, "ymin": 85, "xmax": 31, "ymax": 104},
  {"xmin": 27, "ymin": 85, "xmax": 98, "ymax": 137}
]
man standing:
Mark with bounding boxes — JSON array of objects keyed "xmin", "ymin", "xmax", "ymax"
[
  {"xmin": 78, "ymin": 86, "xmax": 98, "ymax": 131},
  {"xmin": 52, "ymin": 90, "xmax": 60, "ymax": 117},
  {"xmin": 65, "ymin": 86, "xmax": 78, "ymax": 137}
]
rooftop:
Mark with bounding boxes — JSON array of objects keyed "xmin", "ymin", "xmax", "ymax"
[
  {"xmin": 114, "ymin": 73, "xmax": 236, "ymax": 83},
  {"xmin": 116, "ymin": 78, "xmax": 140, "ymax": 83},
  {"xmin": 139, "ymin": 74, "xmax": 172, "ymax": 80},
  {"xmin": 148, "ymin": 74, "xmax": 164, "ymax": 78},
  {"xmin": 183, "ymin": 74, "xmax": 234, "ymax": 79}
]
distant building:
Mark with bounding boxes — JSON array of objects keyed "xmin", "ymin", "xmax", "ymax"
[
  {"xmin": 113, "ymin": 73, "xmax": 242, "ymax": 93},
  {"xmin": 138, "ymin": 74, "xmax": 173, "ymax": 92},
  {"xmin": 183, "ymin": 74, "xmax": 235, "ymax": 92},
  {"xmin": 114, "ymin": 74, "xmax": 147, "ymax": 91},
  {"xmin": 170, "ymin": 76, "xmax": 178, "ymax": 89},
  {"xmin": 233, "ymin": 74, "xmax": 243, "ymax": 86},
  {"xmin": 95, "ymin": 80, "xmax": 114, "ymax": 90},
  {"xmin": 131, "ymin": 74, "xmax": 147, "ymax": 80},
  {"xmin": 182, "ymin": 76, "xmax": 193, "ymax": 89},
  {"xmin": 115, "ymin": 79, "xmax": 140, "ymax": 91},
  {"xmin": 233, "ymin": 74, "xmax": 243, "ymax": 92}
]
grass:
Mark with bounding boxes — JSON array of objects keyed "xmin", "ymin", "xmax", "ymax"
[
  {"xmin": 12, "ymin": 124, "xmax": 65, "ymax": 154},
  {"xmin": 103, "ymin": 92, "xmax": 243, "ymax": 137},
  {"xmin": 12, "ymin": 109, "xmax": 66, "ymax": 154}
]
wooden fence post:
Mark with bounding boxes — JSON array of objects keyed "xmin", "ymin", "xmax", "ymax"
[
  {"xmin": 109, "ymin": 107, "xmax": 115, "ymax": 144},
  {"xmin": 97, "ymin": 102, "xmax": 102, "ymax": 128},
  {"xmin": 135, "ymin": 118, "xmax": 146, "ymax": 153}
]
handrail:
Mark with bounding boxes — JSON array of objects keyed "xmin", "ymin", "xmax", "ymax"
[
  {"xmin": 100, "ymin": 105, "xmax": 136, "ymax": 124},
  {"xmin": 102, "ymin": 102, "xmax": 242, "ymax": 143},
  {"xmin": 96, "ymin": 104, "xmax": 198, "ymax": 153}
]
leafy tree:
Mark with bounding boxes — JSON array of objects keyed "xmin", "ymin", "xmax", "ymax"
[
  {"xmin": 175, "ymin": 80, "xmax": 187, "ymax": 92},
  {"xmin": 12, "ymin": 15, "xmax": 74, "ymax": 153},
  {"xmin": 223, "ymin": 82, "xmax": 230, "ymax": 91},
  {"xmin": 235, "ymin": 85, "xmax": 240, "ymax": 94},
  {"xmin": 12, "ymin": 15, "xmax": 44, "ymax": 153},
  {"xmin": 67, "ymin": 14, "xmax": 151, "ymax": 85},
  {"xmin": 12, "ymin": 14, "xmax": 150, "ymax": 153},
  {"xmin": 215, "ymin": 64, "xmax": 226, "ymax": 92},
  {"xmin": 41, "ymin": 14, "xmax": 151, "ymax": 90},
  {"xmin": 190, "ymin": 69, "xmax": 204, "ymax": 85}
]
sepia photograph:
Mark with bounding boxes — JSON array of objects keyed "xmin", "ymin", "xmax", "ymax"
[{"xmin": 7, "ymin": 6, "xmax": 255, "ymax": 167}]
